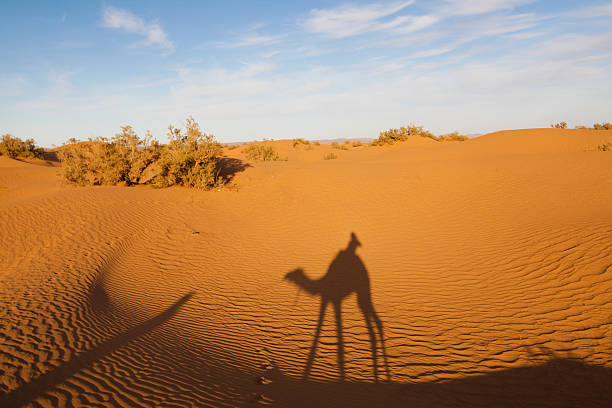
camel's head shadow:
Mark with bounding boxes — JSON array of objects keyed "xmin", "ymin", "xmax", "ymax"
[{"xmin": 284, "ymin": 268, "xmax": 305, "ymax": 284}]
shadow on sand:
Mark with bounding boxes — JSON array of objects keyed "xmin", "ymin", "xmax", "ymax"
[
  {"xmin": 216, "ymin": 157, "xmax": 250, "ymax": 184},
  {"xmin": 285, "ymin": 232, "xmax": 391, "ymax": 382},
  {"xmin": 0, "ymin": 292, "xmax": 193, "ymax": 407},
  {"xmin": 264, "ymin": 354, "xmax": 612, "ymax": 407}
]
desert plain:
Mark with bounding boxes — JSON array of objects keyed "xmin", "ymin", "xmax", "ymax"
[{"xmin": 1, "ymin": 128, "xmax": 612, "ymax": 407}]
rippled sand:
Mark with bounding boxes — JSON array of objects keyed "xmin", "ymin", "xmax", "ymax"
[{"xmin": 1, "ymin": 128, "xmax": 611, "ymax": 407}]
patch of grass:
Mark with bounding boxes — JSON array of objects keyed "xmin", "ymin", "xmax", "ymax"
[
  {"xmin": 331, "ymin": 142, "xmax": 349, "ymax": 150},
  {"xmin": 323, "ymin": 152, "xmax": 338, "ymax": 160},
  {"xmin": 0, "ymin": 134, "xmax": 44, "ymax": 159},
  {"xmin": 242, "ymin": 144, "xmax": 286, "ymax": 161}
]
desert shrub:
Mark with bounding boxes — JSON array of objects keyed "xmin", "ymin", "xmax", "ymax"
[
  {"xmin": 225, "ymin": 144, "xmax": 240, "ymax": 150},
  {"xmin": 59, "ymin": 126, "xmax": 163, "ymax": 186},
  {"xmin": 598, "ymin": 142, "xmax": 612, "ymax": 151},
  {"xmin": 155, "ymin": 117, "xmax": 222, "ymax": 188},
  {"xmin": 292, "ymin": 138, "xmax": 310, "ymax": 147},
  {"xmin": 551, "ymin": 122, "xmax": 568, "ymax": 129},
  {"xmin": 575, "ymin": 125, "xmax": 588, "ymax": 129},
  {"xmin": 323, "ymin": 153, "xmax": 338, "ymax": 160},
  {"xmin": 59, "ymin": 117, "xmax": 222, "ymax": 188},
  {"xmin": 372, "ymin": 124, "xmax": 437, "ymax": 145},
  {"xmin": 331, "ymin": 142, "xmax": 349, "ymax": 150},
  {"xmin": 0, "ymin": 134, "xmax": 44, "ymax": 159},
  {"xmin": 438, "ymin": 131, "xmax": 469, "ymax": 142},
  {"xmin": 352, "ymin": 141, "xmax": 362, "ymax": 147},
  {"xmin": 593, "ymin": 122, "xmax": 612, "ymax": 130},
  {"xmin": 242, "ymin": 144, "xmax": 285, "ymax": 161},
  {"xmin": 313, "ymin": 141, "xmax": 320, "ymax": 146}
]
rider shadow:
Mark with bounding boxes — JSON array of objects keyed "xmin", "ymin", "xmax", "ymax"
[{"xmin": 285, "ymin": 232, "xmax": 391, "ymax": 383}]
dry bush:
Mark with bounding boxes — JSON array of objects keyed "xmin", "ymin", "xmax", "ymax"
[
  {"xmin": 331, "ymin": 142, "xmax": 349, "ymax": 150},
  {"xmin": 551, "ymin": 122, "xmax": 568, "ymax": 129},
  {"xmin": 593, "ymin": 122, "xmax": 612, "ymax": 130},
  {"xmin": 59, "ymin": 117, "xmax": 222, "ymax": 189},
  {"xmin": 242, "ymin": 144, "xmax": 286, "ymax": 161},
  {"xmin": 372, "ymin": 124, "xmax": 437, "ymax": 145},
  {"xmin": 292, "ymin": 138, "xmax": 310, "ymax": 147},
  {"xmin": 313, "ymin": 141, "xmax": 320, "ymax": 146},
  {"xmin": 352, "ymin": 141, "xmax": 362, "ymax": 147},
  {"xmin": 323, "ymin": 152, "xmax": 338, "ymax": 160},
  {"xmin": 598, "ymin": 142, "xmax": 612, "ymax": 151},
  {"xmin": 59, "ymin": 127, "xmax": 163, "ymax": 186},
  {"xmin": 438, "ymin": 131, "xmax": 469, "ymax": 141},
  {"xmin": 0, "ymin": 134, "xmax": 44, "ymax": 159},
  {"xmin": 225, "ymin": 144, "xmax": 240, "ymax": 150},
  {"xmin": 156, "ymin": 117, "xmax": 222, "ymax": 188}
]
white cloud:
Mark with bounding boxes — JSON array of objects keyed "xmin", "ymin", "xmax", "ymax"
[
  {"xmin": 303, "ymin": 1, "xmax": 416, "ymax": 38},
  {"xmin": 102, "ymin": 5, "xmax": 174, "ymax": 51},
  {"xmin": 442, "ymin": 0, "xmax": 535, "ymax": 16}
]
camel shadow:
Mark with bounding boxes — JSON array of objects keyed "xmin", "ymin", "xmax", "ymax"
[{"xmin": 285, "ymin": 232, "xmax": 391, "ymax": 382}]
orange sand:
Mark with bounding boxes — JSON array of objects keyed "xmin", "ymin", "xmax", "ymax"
[{"xmin": 1, "ymin": 128, "xmax": 611, "ymax": 407}]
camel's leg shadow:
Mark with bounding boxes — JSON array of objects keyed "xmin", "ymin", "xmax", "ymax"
[{"xmin": 303, "ymin": 299, "xmax": 327, "ymax": 380}]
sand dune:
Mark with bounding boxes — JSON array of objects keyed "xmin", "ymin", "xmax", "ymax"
[{"xmin": 1, "ymin": 129, "xmax": 611, "ymax": 407}]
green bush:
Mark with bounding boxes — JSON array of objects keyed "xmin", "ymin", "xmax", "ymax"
[
  {"xmin": 551, "ymin": 122, "xmax": 568, "ymax": 129},
  {"xmin": 323, "ymin": 152, "xmax": 338, "ymax": 160},
  {"xmin": 0, "ymin": 134, "xmax": 44, "ymax": 159},
  {"xmin": 242, "ymin": 144, "xmax": 286, "ymax": 161},
  {"xmin": 58, "ymin": 117, "xmax": 222, "ymax": 189}
]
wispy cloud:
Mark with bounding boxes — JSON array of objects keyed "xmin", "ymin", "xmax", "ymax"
[
  {"xmin": 102, "ymin": 5, "xmax": 174, "ymax": 52},
  {"xmin": 302, "ymin": 1, "xmax": 416, "ymax": 38},
  {"xmin": 442, "ymin": 0, "xmax": 535, "ymax": 16}
]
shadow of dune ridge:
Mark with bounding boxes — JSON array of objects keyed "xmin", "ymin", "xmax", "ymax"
[
  {"xmin": 264, "ymin": 356, "xmax": 612, "ymax": 407},
  {"xmin": 285, "ymin": 232, "xmax": 391, "ymax": 382},
  {"xmin": 0, "ymin": 292, "xmax": 194, "ymax": 408}
]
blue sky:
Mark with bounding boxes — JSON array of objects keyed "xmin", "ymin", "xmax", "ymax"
[{"xmin": 1, "ymin": 1, "xmax": 611, "ymax": 146}]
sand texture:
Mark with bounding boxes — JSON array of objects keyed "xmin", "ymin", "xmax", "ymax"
[{"xmin": 1, "ymin": 128, "xmax": 612, "ymax": 407}]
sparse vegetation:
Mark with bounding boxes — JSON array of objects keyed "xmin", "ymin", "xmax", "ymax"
[
  {"xmin": 313, "ymin": 141, "xmax": 320, "ymax": 146},
  {"xmin": 242, "ymin": 144, "xmax": 286, "ymax": 161},
  {"xmin": 438, "ymin": 131, "xmax": 469, "ymax": 142},
  {"xmin": 598, "ymin": 142, "xmax": 612, "ymax": 151},
  {"xmin": 292, "ymin": 138, "xmax": 310, "ymax": 148},
  {"xmin": 323, "ymin": 153, "xmax": 338, "ymax": 160},
  {"xmin": 0, "ymin": 134, "xmax": 44, "ymax": 159},
  {"xmin": 225, "ymin": 144, "xmax": 240, "ymax": 150},
  {"xmin": 551, "ymin": 122, "xmax": 568, "ymax": 129},
  {"xmin": 575, "ymin": 123, "xmax": 612, "ymax": 130},
  {"xmin": 331, "ymin": 142, "xmax": 349, "ymax": 150},
  {"xmin": 59, "ymin": 117, "xmax": 223, "ymax": 188},
  {"xmin": 371, "ymin": 124, "xmax": 467, "ymax": 145},
  {"xmin": 352, "ymin": 141, "xmax": 362, "ymax": 147},
  {"xmin": 372, "ymin": 124, "xmax": 436, "ymax": 145},
  {"xmin": 593, "ymin": 122, "xmax": 612, "ymax": 130}
]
